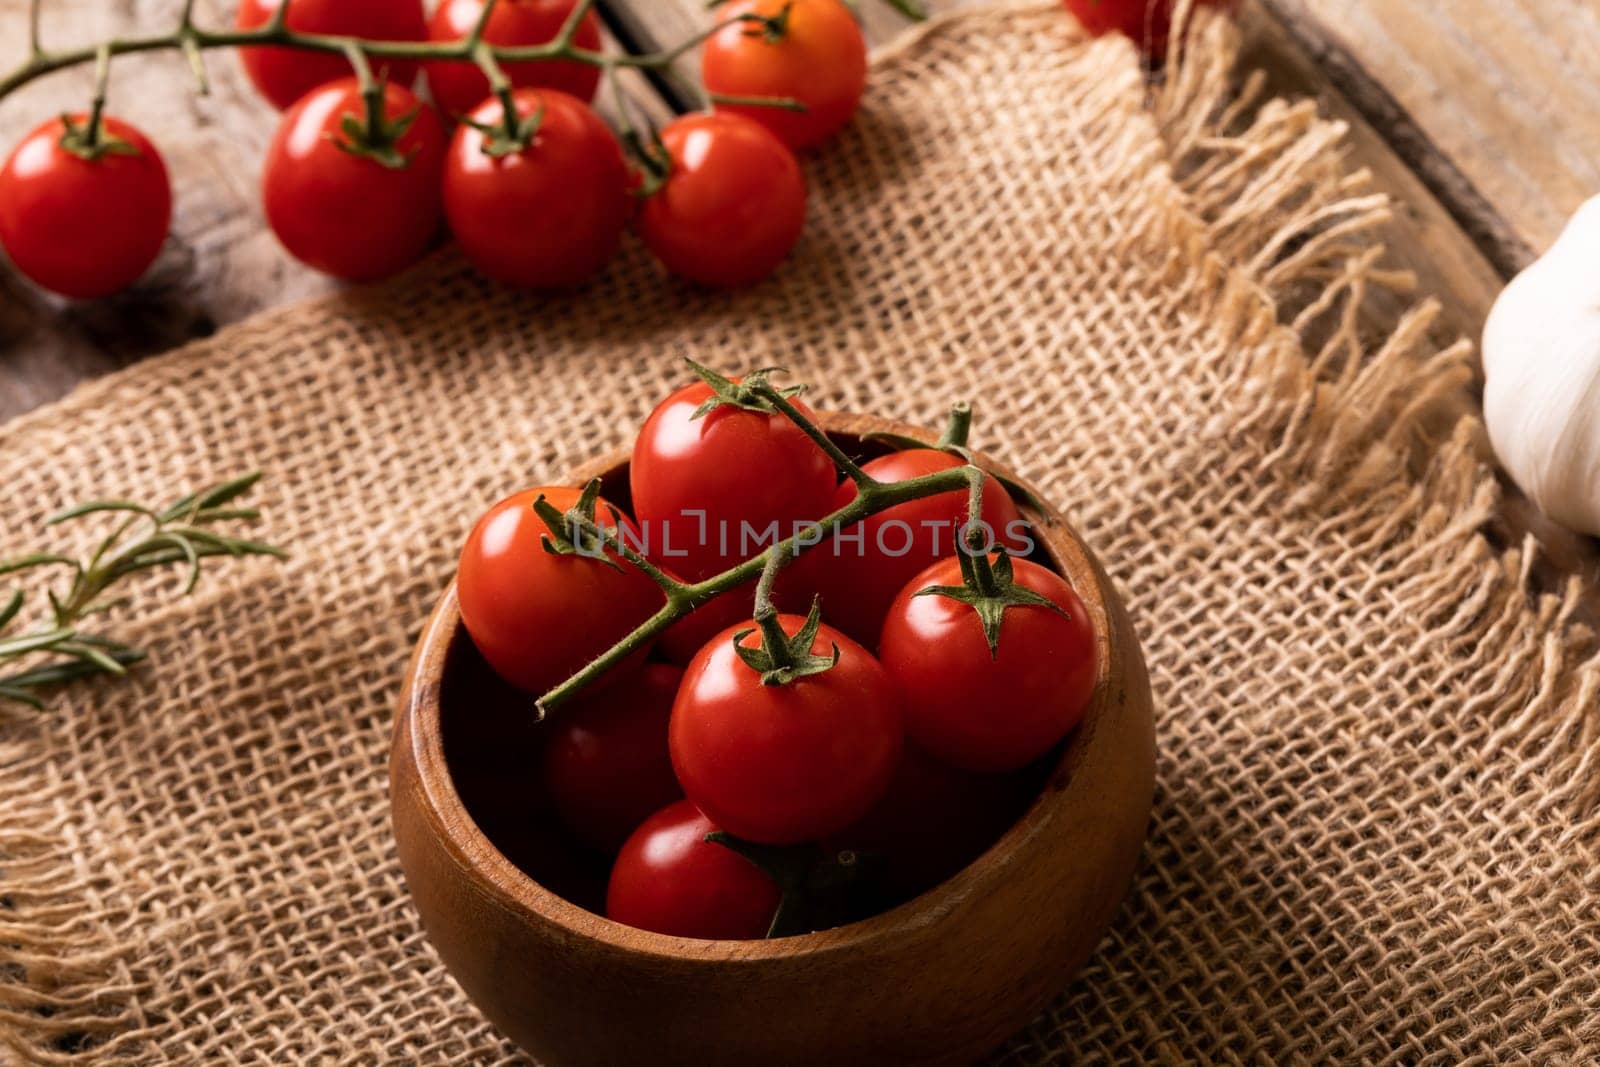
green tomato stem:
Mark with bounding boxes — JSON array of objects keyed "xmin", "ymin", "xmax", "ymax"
[{"xmin": 534, "ymin": 460, "xmax": 986, "ymax": 718}]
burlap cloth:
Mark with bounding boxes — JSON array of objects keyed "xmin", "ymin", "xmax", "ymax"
[{"xmin": 3, "ymin": 3, "xmax": 1598, "ymax": 1062}]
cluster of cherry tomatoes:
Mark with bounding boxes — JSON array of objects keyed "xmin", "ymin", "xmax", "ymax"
[
  {"xmin": 454, "ymin": 365, "xmax": 1099, "ymax": 939},
  {"xmin": 0, "ymin": 0, "xmax": 871, "ymax": 300}
]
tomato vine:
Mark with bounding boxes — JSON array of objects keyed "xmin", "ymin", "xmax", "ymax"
[{"xmin": 531, "ymin": 360, "xmax": 1022, "ymax": 718}]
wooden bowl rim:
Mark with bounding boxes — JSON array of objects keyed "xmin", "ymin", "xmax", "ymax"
[{"xmin": 400, "ymin": 411, "xmax": 1124, "ymax": 966}]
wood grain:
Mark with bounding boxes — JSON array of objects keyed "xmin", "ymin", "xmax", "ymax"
[
  {"xmin": 1262, "ymin": 0, "xmax": 1600, "ymax": 274},
  {"xmin": 390, "ymin": 415, "xmax": 1157, "ymax": 1067}
]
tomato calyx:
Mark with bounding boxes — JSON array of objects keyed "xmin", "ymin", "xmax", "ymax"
[
  {"xmin": 687, "ymin": 359, "xmax": 806, "ymax": 420},
  {"xmin": 735, "ymin": 597, "xmax": 839, "ymax": 685},
  {"xmin": 744, "ymin": 2, "xmax": 795, "ymax": 43},
  {"xmin": 705, "ymin": 831, "xmax": 872, "ymax": 937},
  {"xmin": 918, "ymin": 546, "xmax": 1071, "ymax": 657},
  {"xmin": 463, "ymin": 95, "xmax": 547, "ymax": 159},
  {"xmin": 326, "ymin": 78, "xmax": 423, "ymax": 170},
  {"xmin": 532, "ymin": 478, "xmax": 625, "ymax": 571},
  {"xmin": 56, "ymin": 112, "xmax": 138, "ymax": 163}
]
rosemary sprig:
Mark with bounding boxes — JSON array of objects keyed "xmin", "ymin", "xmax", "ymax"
[{"xmin": 0, "ymin": 471, "xmax": 285, "ymax": 709}]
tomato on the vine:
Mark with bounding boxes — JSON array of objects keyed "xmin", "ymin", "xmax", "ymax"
[
  {"xmin": 606, "ymin": 799, "xmax": 781, "ymax": 939},
  {"xmin": 785, "ymin": 448, "xmax": 1028, "ymax": 647},
  {"xmin": 542, "ymin": 662, "xmax": 683, "ymax": 854},
  {"xmin": 670, "ymin": 612, "xmax": 902, "ymax": 844},
  {"xmin": 630, "ymin": 367, "xmax": 836, "ymax": 583},
  {"xmin": 456, "ymin": 484, "xmax": 664, "ymax": 696},
  {"xmin": 261, "ymin": 78, "xmax": 446, "ymax": 281},
  {"xmin": 1062, "ymin": 0, "xmax": 1235, "ymax": 61},
  {"xmin": 637, "ymin": 112, "xmax": 806, "ymax": 288},
  {"xmin": 236, "ymin": 0, "xmax": 428, "ymax": 110},
  {"xmin": 442, "ymin": 89, "xmax": 628, "ymax": 289},
  {"xmin": 0, "ymin": 116, "xmax": 170, "ymax": 299},
  {"xmin": 701, "ymin": 0, "xmax": 868, "ymax": 151},
  {"xmin": 878, "ymin": 553, "xmax": 1096, "ymax": 772},
  {"xmin": 424, "ymin": 0, "xmax": 603, "ymax": 118}
]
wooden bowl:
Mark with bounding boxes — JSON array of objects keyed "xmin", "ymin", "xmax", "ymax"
[{"xmin": 390, "ymin": 413, "xmax": 1156, "ymax": 1067}]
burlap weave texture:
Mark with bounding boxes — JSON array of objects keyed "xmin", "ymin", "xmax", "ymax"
[{"xmin": 3, "ymin": 4, "xmax": 1597, "ymax": 1062}]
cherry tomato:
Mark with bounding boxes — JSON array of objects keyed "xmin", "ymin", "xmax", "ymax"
[
  {"xmin": 606, "ymin": 799, "xmax": 780, "ymax": 939},
  {"xmin": 670, "ymin": 613, "xmax": 902, "ymax": 844},
  {"xmin": 832, "ymin": 744, "xmax": 1030, "ymax": 901},
  {"xmin": 1062, "ymin": 0, "xmax": 1234, "ymax": 61},
  {"xmin": 630, "ymin": 375, "xmax": 836, "ymax": 582},
  {"xmin": 424, "ymin": 0, "xmax": 602, "ymax": 117},
  {"xmin": 701, "ymin": 0, "xmax": 867, "ymax": 150},
  {"xmin": 783, "ymin": 449, "xmax": 1028, "ymax": 647},
  {"xmin": 878, "ymin": 555, "xmax": 1096, "ymax": 772},
  {"xmin": 637, "ymin": 113, "xmax": 806, "ymax": 288},
  {"xmin": 456, "ymin": 485, "xmax": 664, "ymax": 696},
  {"xmin": 236, "ymin": 0, "xmax": 427, "ymax": 110},
  {"xmin": 0, "ymin": 116, "xmax": 170, "ymax": 299},
  {"xmin": 442, "ymin": 89, "xmax": 628, "ymax": 288},
  {"xmin": 261, "ymin": 78, "xmax": 446, "ymax": 281},
  {"xmin": 542, "ymin": 662, "xmax": 684, "ymax": 854}
]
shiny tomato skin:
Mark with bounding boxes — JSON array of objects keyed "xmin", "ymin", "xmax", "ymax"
[
  {"xmin": 784, "ymin": 449, "xmax": 1027, "ymax": 647},
  {"xmin": 236, "ymin": 0, "xmax": 427, "ymax": 110},
  {"xmin": 424, "ymin": 0, "xmax": 602, "ymax": 117},
  {"xmin": 701, "ymin": 0, "xmax": 867, "ymax": 150},
  {"xmin": 630, "ymin": 380, "xmax": 836, "ymax": 583},
  {"xmin": 442, "ymin": 89, "xmax": 627, "ymax": 288},
  {"xmin": 456, "ymin": 485, "xmax": 664, "ymax": 696},
  {"xmin": 1062, "ymin": 0, "xmax": 1234, "ymax": 61},
  {"xmin": 637, "ymin": 113, "xmax": 806, "ymax": 288},
  {"xmin": 261, "ymin": 78, "xmax": 446, "ymax": 281},
  {"xmin": 542, "ymin": 662, "xmax": 684, "ymax": 854},
  {"xmin": 670, "ymin": 613, "xmax": 902, "ymax": 844},
  {"xmin": 832, "ymin": 743, "xmax": 1030, "ymax": 900},
  {"xmin": 606, "ymin": 800, "xmax": 780, "ymax": 939},
  {"xmin": 0, "ymin": 116, "xmax": 170, "ymax": 299},
  {"xmin": 878, "ymin": 555, "xmax": 1096, "ymax": 772}
]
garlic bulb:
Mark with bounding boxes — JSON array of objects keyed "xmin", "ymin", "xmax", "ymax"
[{"xmin": 1482, "ymin": 194, "xmax": 1600, "ymax": 537}]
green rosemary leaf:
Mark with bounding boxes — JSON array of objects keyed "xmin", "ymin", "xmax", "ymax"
[
  {"xmin": 0, "ymin": 627, "xmax": 73, "ymax": 658},
  {"xmin": 0, "ymin": 552, "xmax": 78, "ymax": 578},
  {"xmin": 0, "ymin": 590, "xmax": 22, "ymax": 629},
  {"xmin": 45, "ymin": 499, "xmax": 158, "ymax": 526}
]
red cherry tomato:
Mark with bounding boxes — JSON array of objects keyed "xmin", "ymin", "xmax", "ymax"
[
  {"xmin": 606, "ymin": 799, "xmax": 780, "ymax": 939},
  {"xmin": 1062, "ymin": 0, "xmax": 1234, "ymax": 61},
  {"xmin": 700, "ymin": 0, "xmax": 867, "ymax": 151},
  {"xmin": 456, "ymin": 485, "xmax": 664, "ymax": 696},
  {"xmin": 832, "ymin": 744, "xmax": 1030, "ymax": 901},
  {"xmin": 442, "ymin": 89, "xmax": 628, "ymax": 288},
  {"xmin": 878, "ymin": 555, "xmax": 1096, "ymax": 772},
  {"xmin": 0, "ymin": 116, "xmax": 170, "ymax": 299},
  {"xmin": 542, "ymin": 662, "xmax": 684, "ymax": 854},
  {"xmin": 236, "ymin": 0, "xmax": 427, "ymax": 110},
  {"xmin": 630, "ymin": 376, "xmax": 836, "ymax": 582},
  {"xmin": 783, "ymin": 449, "xmax": 1028, "ymax": 647},
  {"xmin": 424, "ymin": 0, "xmax": 602, "ymax": 117},
  {"xmin": 670, "ymin": 614, "xmax": 902, "ymax": 844},
  {"xmin": 637, "ymin": 113, "xmax": 806, "ymax": 288},
  {"xmin": 261, "ymin": 78, "xmax": 446, "ymax": 281}
]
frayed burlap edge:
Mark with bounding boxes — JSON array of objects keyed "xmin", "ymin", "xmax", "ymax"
[{"xmin": 4, "ymin": 4, "xmax": 1600, "ymax": 1061}]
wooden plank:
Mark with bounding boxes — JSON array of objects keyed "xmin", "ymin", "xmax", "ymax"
[
  {"xmin": 1259, "ymin": 0, "xmax": 1600, "ymax": 275},
  {"xmin": 0, "ymin": 0, "xmax": 669, "ymax": 425},
  {"xmin": 1235, "ymin": 1, "xmax": 1505, "ymax": 342}
]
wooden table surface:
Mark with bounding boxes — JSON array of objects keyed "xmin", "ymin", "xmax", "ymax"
[{"xmin": 0, "ymin": 0, "xmax": 1591, "ymax": 424}]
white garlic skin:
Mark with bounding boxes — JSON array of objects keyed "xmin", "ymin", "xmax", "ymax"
[{"xmin": 1482, "ymin": 194, "xmax": 1600, "ymax": 537}]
